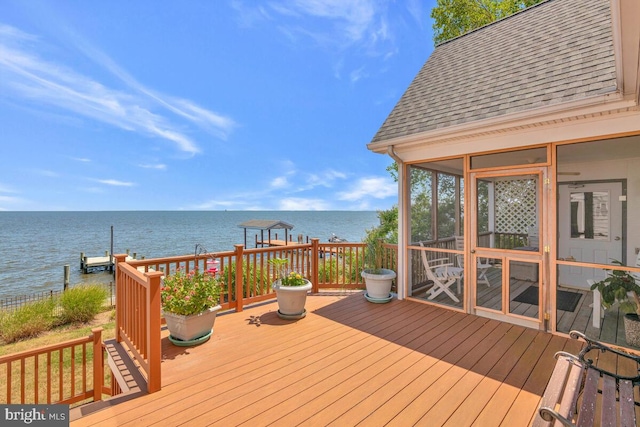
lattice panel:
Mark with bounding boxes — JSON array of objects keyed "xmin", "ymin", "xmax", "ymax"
[{"xmin": 494, "ymin": 179, "xmax": 537, "ymax": 233}]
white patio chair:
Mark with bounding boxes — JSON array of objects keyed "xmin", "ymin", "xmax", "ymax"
[
  {"xmin": 419, "ymin": 242, "xmax": 462, "ymax": 303},
  {"xmin": 455, "ymin": 236, "xmax": 491, "ymax": 287}
]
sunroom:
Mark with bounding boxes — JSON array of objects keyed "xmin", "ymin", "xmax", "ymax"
[{"xmin": 367, "ymin": 0, "xmax": 640, "ymax": 348}]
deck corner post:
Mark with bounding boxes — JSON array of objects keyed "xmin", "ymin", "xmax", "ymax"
[
  {"xmin": 92, "ymin": 327, "xmax": 103, "ymax": 402},
  {"xmin": 146, "ymin": 271, "xmax": 164, "ymax": 393},
  {"xmin": 114, "ymin": 254, "xmax": 128, "ymax": 344},
  {"xmin": 234, "ymin": 244, "xmax": 244, "ymax": 312},
  {"xmin": 311, "ymin": 238, "xmax": 320, "ymax": 293}
]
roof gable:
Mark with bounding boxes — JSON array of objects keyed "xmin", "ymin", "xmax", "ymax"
[{"xmin": 371, "ymin": 0, "xmax": 617, "ymax": 144}]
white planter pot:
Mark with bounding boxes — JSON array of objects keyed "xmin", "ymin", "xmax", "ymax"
[
  {"xmin": 163, "ymin": 305, "xmax": 222, "ymax": 342},
  {"xmin": 361, "ymin": 269, "xmax": 396, "ymax": 299},
  {"xmin": 272, "ymin": 279, "xmax": 312, "ymax": 319}
]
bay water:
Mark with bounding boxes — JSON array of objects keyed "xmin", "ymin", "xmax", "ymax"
[{"xmin": 0, "ymin": 211, "xmax": 379, "ymax": 300}]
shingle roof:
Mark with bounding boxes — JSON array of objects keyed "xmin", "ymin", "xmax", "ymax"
[{"xmin": 371, "ymin": 0, "xmax": 617, "ymax": 144}]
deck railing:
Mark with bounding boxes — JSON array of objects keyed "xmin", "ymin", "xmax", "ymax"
[
  {"xmin": 0, "ymin": 328, "xmax": 109, "ymax": 405},
  {"xmin": 113, "ymin": 255, "xmax": 162, "ymax": 394},
  {"xmin": 114, "ymin": 238, "xmax": 398, "ymax": 394}
]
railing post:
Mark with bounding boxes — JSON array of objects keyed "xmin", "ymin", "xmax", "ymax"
[
  {"xmin": 311, "ymin": 238, "xmax": 319, "ymax": 293},
  {"xmin": 114, "ymin": 254, "xmax": 128, "ymax": 344},
  {"xmin": 92, "ymin": 328, "xmax": 103, "ymax": 402},
  {"xmin": 146, "ymin": 271, "xmax": 163, "ymax": 393},
  {"xmin": 234, "ymin": 244, "xmax": 244, "ymax": 312}
]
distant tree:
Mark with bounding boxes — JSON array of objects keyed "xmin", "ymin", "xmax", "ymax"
[
  {"xmin": 431, "ymin": 0, "xmax": 543, "ymax": 45},
  {"xmin": 364, "ymin": 163, "xmax": 400, "ymax": 244}
]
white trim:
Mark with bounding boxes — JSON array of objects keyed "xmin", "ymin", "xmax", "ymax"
[
  {"xmin": 610, "ymin": 0, "xmax": 625, "ymax": 94},
  {"xmin": 368, "ymin": 95, "xmax": 635, "ymax": 154},
  {"xmin": 374, "ymin": 107, "xmax": 640, "ymax": 163}
]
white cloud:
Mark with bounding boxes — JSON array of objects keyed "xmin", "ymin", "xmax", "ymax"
[
  {"xmin": 350, "ymin": 66, "xmax": 368, "ymax": 83},
  {"xmin": 270, "ymin": 176, "xmax": 289, "ymax": 188},
  {"xmin": 80, "ymin": 186, "xmax": 105, "ymax": 194},
  {"xmin": 0, "ymin": 24, "xmax": 235, "ymax": 155},
  {"xmin": 337, "ymin": 176, "xmax": 396, "ymax": 201},
  {"xmin": 231, "ymin": 1, "xmax": 273, "ymax": 27},
  {"xmin": 282, "ymin": 0, "xmax": 378, "ymax": 44},
  {"xmin": 139, "ymin": 163, "xmax": 167, "ymax": 171},
  {"xmin": 190, "ymin": 199, "xmax": 239, "ymax": 210},
  {"xmin": 96, "ymin": 179, "xmax": 135, "ymax": 187},
  {"xmin": 0, "ymin": 195, "xmax": 22, "ymax": 203},
  {"xmin": 0, "ymin": 183, "xmax": 17, "ymax": 193},
  {"xmin": 72, "ymin": 157, "xmax": 91, "ymax": 162},
  {"xmin": 278, "ymin": 197, "xmax": 331, "ymax": 210},
  {"xmin": 235, "ymin": 0, "xmax": 391, "ymax": 53},
  {"xmin": 301, "ymin": 169, "xmax": 347, "ymax": 190}
]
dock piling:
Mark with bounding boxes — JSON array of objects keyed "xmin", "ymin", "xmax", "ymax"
[{"xmin": 64, "ymin": 265, "xmax": 70, "ymax": 290}]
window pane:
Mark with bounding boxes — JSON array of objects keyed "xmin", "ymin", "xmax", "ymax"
[
  {"xmin": 471, "ymin": 147, "xmax": 547, "ymax": 169},
  {"xmin": 409, "ymin": 167, "xmax": 433, "ymax": 243},
  {"xmin": 437, "ymin": 173, "xmax": 457, "ymax": 239},
  {"xmin": 476, "ymin": 175, "xmax": 538, "ymax": 250}
]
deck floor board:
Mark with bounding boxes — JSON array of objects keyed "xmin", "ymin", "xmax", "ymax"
[{"xmin": 71, "ymin": 292, "xmax": 637, "ymax": 427}]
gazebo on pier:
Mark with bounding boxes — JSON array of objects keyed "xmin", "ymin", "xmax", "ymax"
[{"xmin": 238, "ymin": 219, "xmax": 295, "ymax": 248}]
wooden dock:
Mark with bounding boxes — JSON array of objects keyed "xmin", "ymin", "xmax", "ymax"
[
  {"xmin": 256, "ymin": 239, "xmax": 302, "ymax": 247},
  {"xmin": 81, "ymin": 254, "xmax": 113, "ymax": 274},
  {"xmin": 81, "ymin": 252, "xmax": 133, "ymax": 274}
]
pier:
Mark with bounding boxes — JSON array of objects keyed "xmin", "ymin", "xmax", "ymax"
[{"xmin": 81, "ymin": 251, "xmax": 134, "ymax": 274}]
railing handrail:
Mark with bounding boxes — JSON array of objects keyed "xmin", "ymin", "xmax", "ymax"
[
  {"xmin": 0, "ymin": 328, "xmax": 105, "ymax": 405},
  {"xmin": 0, "ymin": 334, "xmax": 92, "ymax": 364}
]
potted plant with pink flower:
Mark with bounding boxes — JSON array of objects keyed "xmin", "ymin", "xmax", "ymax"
[{"xmin": 161, "ymin": 267, "xmax": 222, "ymax": 345}]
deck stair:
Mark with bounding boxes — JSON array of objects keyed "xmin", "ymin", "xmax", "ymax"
[{"xmin": 70, "ymin": 339, "xmax": 147, "ymax": 421}]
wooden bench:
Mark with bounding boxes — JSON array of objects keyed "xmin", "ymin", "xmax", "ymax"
[{"xmin": 534, "ymin": 331, "xmax": 640, "ymax": 426}]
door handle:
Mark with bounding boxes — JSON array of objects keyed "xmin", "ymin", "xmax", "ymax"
[
  {"xmin": 615, "ymin": 236, "xmax": 621, "ymax": 241},
  {"xmin": 471, "ymin": 250, "xmax": 476, "ymax": 254}
]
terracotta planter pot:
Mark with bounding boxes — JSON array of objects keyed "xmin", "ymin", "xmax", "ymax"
[
  {"xmin": 361, "ymin": 269, "xmax": 396, "ymax": 300},
  {"xmin": 272, "ymin": 279, "xmax": 312, "ymax": 319},
  {"xmin": 163, "ymin": 305, "xmax": 222, "ymax": 342}
]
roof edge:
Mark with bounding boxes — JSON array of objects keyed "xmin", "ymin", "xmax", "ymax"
[{"xmin": 368, "ymin": 91, "xmax": 632, "ymax": 154}]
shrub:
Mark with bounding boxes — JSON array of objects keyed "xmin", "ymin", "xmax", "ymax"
[
  {"xmin": 220, "ymin": 261, "xmax": 269, "ymax": 299},
  {"xmin": 58, "ymin": 285, "xmax": 108, "ymax": 324},
  {"xmin": 0, "ymin": 298, "xmax": 56, "ymax": 343}
]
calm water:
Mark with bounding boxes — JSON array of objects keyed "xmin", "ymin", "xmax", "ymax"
[{"xmin": 0, "ymin": 211, "xmax": 379, "ymax": 299}]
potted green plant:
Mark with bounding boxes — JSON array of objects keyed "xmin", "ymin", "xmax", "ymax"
[
  {"xmin": 270, "ymin": 258, "xmax": 312, "ymax": 320},
  {"xmin": 590, "ymin": 260, "xmax": 640, "ymax": 347},
  {"xmin": 161, "ymin": 267, "xmax": 222, "ymax": 346},
  {"xmin": 360, "ymin": 238, "xmax": 396, "ymax": 303}
]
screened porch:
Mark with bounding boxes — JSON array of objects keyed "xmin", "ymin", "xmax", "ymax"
[{"xmin": 405, "ymin": 135, "xmax": 640, "ymax": 350}]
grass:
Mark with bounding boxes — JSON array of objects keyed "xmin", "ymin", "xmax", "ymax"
[
  {"xmin": 0, "ymin": 310, "xmax": 116, "ymax": 356},
  {"xmin": 0, "ymin": 300, "xmax": 116, "ymax": 405},
  {"xmin": 58, "ymin": 284, "xmax": 109, "ymax": 324},
  {"xmin": 0, "ymin": 285, "xmax": 110, "ymax": 345},
  {"xmin": 0, "ymin": 298, "xmax": 57, "ymax": 344}
]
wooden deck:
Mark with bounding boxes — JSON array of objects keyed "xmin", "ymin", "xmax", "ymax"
[{"xmin": 71, "ymin": 292, "xmax": 636, "ymax": 426}]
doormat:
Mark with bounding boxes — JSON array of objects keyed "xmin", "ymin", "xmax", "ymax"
[{"xmin": 512, "ymin": 286, "xmax": 582, "ymax": 312}]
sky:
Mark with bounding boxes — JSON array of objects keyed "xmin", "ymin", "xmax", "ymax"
[{"xmin": 0, "ymin": 0, "xmax": 437, "ymax": 211}]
